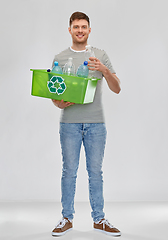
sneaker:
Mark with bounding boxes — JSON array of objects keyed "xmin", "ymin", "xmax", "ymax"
[
  {"xmin": 94, "ymin": 218, "xmax": 121, "ymax": 236},
  {"xmin": 52, "ymin": 218, "xmax": 73, "ymax": 236}
]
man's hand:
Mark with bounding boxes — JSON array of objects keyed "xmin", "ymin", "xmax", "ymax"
[
  {"xmin": 88, "ymin": 57, "xmax": 106, "ymax": 73},
  {"xmin": 88, "ymin": 57, "xmax": 121, "ymax": 94},
  {"xmin": 52, "ymin": 99, "xmax": 75, "ymax": 109}
]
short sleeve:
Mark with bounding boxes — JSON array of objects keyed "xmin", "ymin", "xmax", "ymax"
[{"xmin": 102, "ymin": 51, "xmax": 116, "ymax": 74}]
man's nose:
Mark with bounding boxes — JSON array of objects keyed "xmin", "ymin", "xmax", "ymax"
[{"xmin": 78, "ymin": 27, "xmax": 83, "ymax": 32}]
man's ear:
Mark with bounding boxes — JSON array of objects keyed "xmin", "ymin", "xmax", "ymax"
[{"xmin": 68, "ymin": 27, "xmax": 72, "ymax": 35}]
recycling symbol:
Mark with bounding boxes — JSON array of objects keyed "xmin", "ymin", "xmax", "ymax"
[{"xmin": 47, "ymin": 76, "xmax": 66, "ymax": 95}]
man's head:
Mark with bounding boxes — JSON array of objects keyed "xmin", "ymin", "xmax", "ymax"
[
  {"xmin": 69, "ymin": 12, "xmax": 91, "ymax": 46},
  {"xmin": 69, "ymin": 11, "xmax": 90, "ymax": 27}
]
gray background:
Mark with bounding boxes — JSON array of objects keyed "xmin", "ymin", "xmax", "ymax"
[{"xmin": 0, "ymin": 0, "xmax": 167, "ymax": 202}]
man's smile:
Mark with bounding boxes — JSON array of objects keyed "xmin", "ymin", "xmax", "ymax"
[{"xmin": 76, "ymin": 34, "xmax": 84, "ymax": 38}]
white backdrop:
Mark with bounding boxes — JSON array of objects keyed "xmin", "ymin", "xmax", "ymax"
[{"xmin": 0, "ymin": 0, "xmax": 168, "ymax": 202}]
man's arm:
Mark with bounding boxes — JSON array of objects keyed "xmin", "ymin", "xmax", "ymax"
[{"xmin": 88, "ymin": 57, "xmax": 121, "ymax": 94}]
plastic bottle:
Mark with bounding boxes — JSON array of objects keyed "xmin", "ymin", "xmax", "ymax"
[
  {"xmin": 76, "ymin": 61, "xmax": 89, "ymax": 78},
  {"xmin": 85, "ymin": 45, "xmax": 95, "ymax": 61},
  {"xmin": 63, "ymin": 57, "xmax": 75, "ymax": 76},
  {"xmin": 85, "ymin": 45, "xmax": 95, "ymax": 78},
  {"xmin": 51, "ymin": 61, "xmax": 63, "ymax": 74}
]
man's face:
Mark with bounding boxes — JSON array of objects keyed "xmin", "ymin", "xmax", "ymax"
[{"xmin": 69, "ymin": 19, "xmax": 91, "ymax": 44}]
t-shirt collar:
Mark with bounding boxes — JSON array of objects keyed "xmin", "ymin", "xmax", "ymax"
[{"xmin": 70, "ymin": 46, "xmax": 86, "ymax": 53}]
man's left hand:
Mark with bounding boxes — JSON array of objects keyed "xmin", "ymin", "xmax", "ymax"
[
  {"xmin": 87, "ymin": 57, "xmax": 105, "ymax": 73},
  {"xmin": 88, "ymin": 57, "xmax": 121, "ymax": 94}
]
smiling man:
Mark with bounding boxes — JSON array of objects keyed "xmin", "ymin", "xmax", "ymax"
[{"xmin": 51, "ymin": 12, "xmax": 121, "ymax": 237}]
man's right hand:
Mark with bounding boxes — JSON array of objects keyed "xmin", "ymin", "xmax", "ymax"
[{"xmin": 51, "ymin": 99, "xmax": 75, "ymax": 109}]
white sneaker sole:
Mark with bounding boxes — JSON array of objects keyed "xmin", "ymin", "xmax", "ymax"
[
  {"xmin": 94, "ymin": 228, "xmax": 121, "ymax": 236},
  {"xmin": 52, "ymin": 227, "xmax": 73, "ymax": 236}
]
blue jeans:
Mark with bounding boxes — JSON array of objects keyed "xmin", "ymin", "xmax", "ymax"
[{"xmin": 59, "ymin": 123, "xmax": 107, "ymax": 222}]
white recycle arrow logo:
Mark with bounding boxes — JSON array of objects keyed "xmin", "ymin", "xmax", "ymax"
[{"xmin": 47, "ymin": 76, "xmax": 66, "ymax": 95}]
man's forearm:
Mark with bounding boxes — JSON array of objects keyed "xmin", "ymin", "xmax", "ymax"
[{"xmin": 103, "ymin": 67, "xmax": 121, "ymax": 94}]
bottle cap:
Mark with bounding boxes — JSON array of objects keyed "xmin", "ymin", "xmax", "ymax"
[
  {"xmin": 54, "ymin": 61, "xmax": 58, "ymax": 66},
  {"xmin": 68, "ymin": 57, "xmax": 73, "ymax": 63},
  {"xmin": 84, "ymin": 61, "xmax": 88, "ymax": 65}
]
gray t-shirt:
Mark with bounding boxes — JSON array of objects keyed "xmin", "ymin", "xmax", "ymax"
[{"xmin": 52, "ymin": 47, "xmax": 115, "ymax": 123}]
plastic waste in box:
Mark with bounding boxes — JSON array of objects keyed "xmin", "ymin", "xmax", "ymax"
[
  {"xmin": 30, "ymin": 69, "xmax": 99, "ymax": 104},
  {"xmin": 63, "ymin": 58, "xmax": 75, "ymax": 76},
  {"xmin": 76, "ymin": 61, "xmax": 89, "ymax": 78},
  {"xmin": 51, "ymin": 61, "xmax": 63, "ymax": 74}
]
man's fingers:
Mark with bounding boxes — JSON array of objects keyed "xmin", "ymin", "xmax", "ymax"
[
  {"xmin": 89, "ymin": 57, "xmax": 97, "ymax": 61},
  {"xmin": 52, "ymin": 99, "xmax": 74, "ymax": 109},
  {"xmin": 60, "ymin": 100, "xmax": 75, "ymax": 108}
]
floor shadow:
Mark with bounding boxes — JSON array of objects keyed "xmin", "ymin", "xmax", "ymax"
[{"xmin": 5, "ymin": 229, "xmax": 121, "ymax": 240}]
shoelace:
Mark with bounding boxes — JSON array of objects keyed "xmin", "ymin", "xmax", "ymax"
[
  {"xmin": 55, "ymin": 218, "xmax": 69, "ymax": 229},
  {"xmin": 96, "ymin": 219, "xmax": 114, "ymax": 229}
]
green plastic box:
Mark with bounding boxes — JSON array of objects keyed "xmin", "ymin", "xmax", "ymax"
[{"xmin": 30, "ymin": 69, "xmax": 99, "ymax": 104}]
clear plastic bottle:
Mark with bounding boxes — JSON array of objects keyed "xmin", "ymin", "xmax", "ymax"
[
  {"xmin": 63, "ymin": 57, "xmax": 75, "ymax": 76},
  {"xmin": 76, "ymin": 61, "xmax": 89, "ymax": 78},
  {"xmin": 85, "ymin": 45, "xmax": 95, "ymax": 60},
  {"xmin": 85, "ymin": 45, "xmax": 95, "ymax": 78},
  {"xmin": 51, "ymin": 61, "xmax": 63, "ymax": 74}
]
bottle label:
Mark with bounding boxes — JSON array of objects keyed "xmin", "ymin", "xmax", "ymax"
[{"xmin": 47, "ymin": 76, "xmax": 66, "ymax": 95}]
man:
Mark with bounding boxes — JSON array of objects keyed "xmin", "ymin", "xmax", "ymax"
[{"xmin": 51, "ymin": 12, "xmax": 121, "ymax": 237}]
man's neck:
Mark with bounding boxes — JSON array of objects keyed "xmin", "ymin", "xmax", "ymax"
[{"xmin": 71, "ymin": 42, "xmax": 88, "ymax": 51}]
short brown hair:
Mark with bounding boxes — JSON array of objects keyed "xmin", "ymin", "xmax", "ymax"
[{"xmin": 69, "ymin": 11, "xmax": 90, "ymax": 27}]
